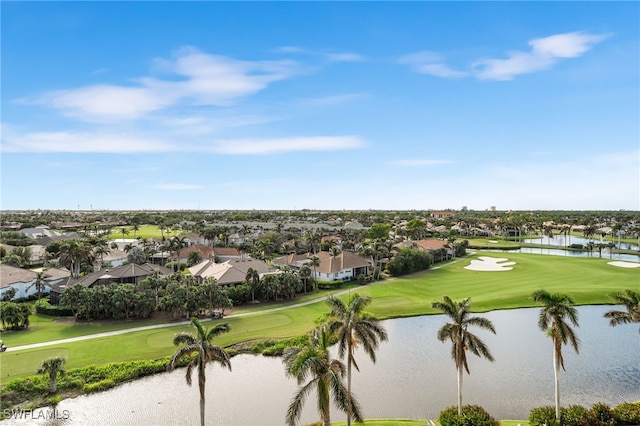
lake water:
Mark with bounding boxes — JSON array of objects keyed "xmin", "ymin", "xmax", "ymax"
[{"xmin": 5, "ymin": 305, "xmax": 639, "ymax": 425}]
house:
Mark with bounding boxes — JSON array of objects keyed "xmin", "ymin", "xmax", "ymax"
[
  {"xmin": 414, "ymin": 239, "xmax": 453, "ymax": 263},
  {"xmin": 275, "ymin": 251, "xmax": 369, "ymax": 282},
  {"xmin": 430, "ymin": 211, "xmax": 456, "ymax": 220},
  {"xmin": 312, "ymin": 251, "xmax": 369, "ymax": 282},
  {"xmin": 189, "ymin": 258, "xmax": 278, "ymax": 286},
  {"xmin": 0, "ymin": 264, "xmax": 69, "ymax": 300},
  {"xmin": 49, "ymin": 263, "xmax": 173, "ymax": 304},
  {"xmin": 177, "ymin": 232, "xmax": 205, "ymax": 246},
  {"xmin": 173, "ymin": 244, "xmax": 242, "ymax": 263}
]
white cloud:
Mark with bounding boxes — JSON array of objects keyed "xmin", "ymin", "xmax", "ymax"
[
  {"xmin": 155, "ymin": 183, "xmax": 204, "ymax": 190},
  {"xmin": 29, "ymin": 46, "xmax": 300, "ymax": 122},
  {"xmin": 399, "ymin": 51, "xmax": 468, "ymax": 78},
  {"xmin": 0, "ymin": 127, "xmax": 174, "ymax": 153},
  {"xmin": 325, "ymin": 53, "xmax": 365, "ymax": 62},
  {"xmin": 212, "ymin": 136, "xmax": 365, "ymax": 155},
  {"xmin": 305, "ymin": 93, "xmax": 369, "ymax": 106},
  {"xmin": 401, "ymin": 32, "xmax": 609, "ymax": 81},
  {"xmin": 473, "ymin": 32, "xmax": 610, "ymax": 80},
  {"xmin": 390, "ymin": 159, "xmax": 454, "ymax": 166}
]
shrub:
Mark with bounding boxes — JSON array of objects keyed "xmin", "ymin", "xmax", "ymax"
[
  {"xmin": 83, "ymin": 378, "xmax": 115, "ymax": 393},
  {"xmin": 613, "ymin": 401, "xmax": 640, "ymax": 425},
  {"xmin": 562, "ymin": 405, "xmax": 590, "ymax": 426},
  {"xmin": 438, "ymin": 405, "xmax": 499, "ymax": 426},
  {"xmin": 588, "ymin": 402, "xmax": 617, "ymax": 426},
  {"xmin": 529, "ymin": 406, "xmax": 559, "ymax": 426},
  {"xmin": 35, "ymin": 300, "xmax": 74, "ymax": 317}
]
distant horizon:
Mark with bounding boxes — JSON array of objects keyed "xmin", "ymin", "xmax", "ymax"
[{"xmin": 2, "ymin": 2, "xmax": 638, "ymax": 211}]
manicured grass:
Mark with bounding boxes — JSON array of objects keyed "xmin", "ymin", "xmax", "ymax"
[
  {"xmin": 108, "ymin": 224, "xmax": 181, "ymax": 240},
  {"xmin": 467, "ymin": 238, "xmax": 521, "ymax": 248},
  {"xmin": 1, "ymin": 252, "xmax": 637, "ymax": 385}
]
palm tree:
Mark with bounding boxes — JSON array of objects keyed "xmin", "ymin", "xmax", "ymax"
[
  {"xmin": 37, "ymin": 357, "xmax": 66, "ymax": 394},
  {"xmin": 28, "ymin": 270, "xmax": 50, "ymax": 301},
  {"xmin": 120, "ymin": 227, "xmax": 130, "ymax": 243},
  {"xmin": 308, "ymin": 255, "xmax": 320, "ymax": 291},
  {"xmin": 169, "ymin": 317, "xmax": 231, "ymax": 426},
  {"xmin": 282, "ymin": 325, "xmax": 363, "ymax": 426},
  {"xmin": 432, "ymin": 296, "xmax": 495, "ymax": 415},
  {"xmin": 531, "ymin": 289, "xmax": 580, "ymax": 421},
  {"xmin": 245, "ymin": 267, "xmax": 260, "ymax": 302},
  {"xmin": 604, "ymin": 289, "xmax": 640, "ymax": 334},
  {"xmin": 298, "ymin": 265, "xmax": 312, "ymax": 294},
  {"xmin": 326, "ymin": 294, "xmax": 388, "ymax": 426}
]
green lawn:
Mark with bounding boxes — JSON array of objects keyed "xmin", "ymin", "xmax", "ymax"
[
  {"xmin": 108, "ymin": 224, "xmax": 181, "ymax": 240},
  {"xmin": 1, "ymin": 252, "xmax": 637, "ymax": 385}
]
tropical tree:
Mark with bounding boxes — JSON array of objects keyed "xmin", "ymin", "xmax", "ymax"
[
  {"xmin": 298, "ymin": 265, "xmax": 312, "ymax": 294},
  {"xmin": 308, "ymin": 255, "xmax": 320, "ymax": 291},
  {"xmin": 531, "ymin": 289, "xmax": 580, "ymax": 421},
  {"xmin": 37, "ymin": 357, "xmax": 66, "ymax": 394},
  {"xmin": 326, "ymin": 294, "xmax": 388, "ymax": 426},
  {"xmin": 28, "ymin": 270, "xmax": 50, "ymax": 301},
  {"xmin": 432, "ymin": 296, "xmax": 495, "ymax": 415},
  {"xmin": 120, "ymin": 227, "xmax": 130, "ymax": 242},
  {"xmin": 169, "ymin": 317, "xmax": 232, "ymax": 426},
  {"xmin": 282, "ymin": 325, "xmax": 363, "ymax": 426},
  {"xmin": 187, "ymin": 250, "xmax": 203, "ymax": 267},
  {"xmin": 245, "ymin": 267, "xmax": 260, "ymax": 302},
  {"xmin": 603, "ymin": 289, "xmax": 640, "ymax": 334},
  {"xmin": 58, "ymin": 240, "xmax": 94, "ymax": 278},
  {"xmin": 169, "ymin": 236, "xmax": 187, "ymax": 272},
  {"xmin": 125, "ymin": 247, "xmax": 146, "ymax": 265}
]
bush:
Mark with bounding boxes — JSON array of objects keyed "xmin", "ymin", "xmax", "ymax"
[
  {"xmin": 613, "ymin": 401, "xmax": 640, "ymax": 425},
  {"xmin": 588, "ymin": 402, "xmax": 617, "ymax": 426},
  {"xmin": 562, "ymin": 405, "xmax": 590, "ymax": 426},
  {"xmin": 438, "ymin": 405, "xmax": 499, "ymax": 426},
  {"xmin": 83, "ymin": 378, "xmax": 115, "ymax": 393},
  {"xmin": 529, "ymin": 406, "xmax": 559, "ymax": 426},
  {"xmin": 35, "ymin": 300, "xmax": 74, "ymax": 317},
  {"xmin": 316, "ymin": 280, "xmax": 343, "ymax": 289}
]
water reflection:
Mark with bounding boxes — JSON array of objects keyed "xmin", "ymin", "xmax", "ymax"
[{"xmin": 6, "ymin": 306, "xmax": 639, "ymax": 425}]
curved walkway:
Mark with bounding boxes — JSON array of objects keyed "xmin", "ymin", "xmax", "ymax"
[{"xmin": 7, "ymin": 256, "xmax": 470, "ymax": 353}]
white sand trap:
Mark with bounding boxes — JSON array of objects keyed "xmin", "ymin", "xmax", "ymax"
[
  {"xmin": 607, "ymin": 261, "xmax": 640, "ymax": 269},
  {"xmin": 488, "ymin": 240, "xmax": 498, "ymax": 243},
  {"xmin": 465, "ymin": 256, "xmax": 516, "ymax": 271}
]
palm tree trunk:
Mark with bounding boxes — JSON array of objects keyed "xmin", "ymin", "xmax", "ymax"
[
  {"xmin": 347, "ymin": 350, "xmax": 353, "ymax": 426},
  {"xmin": 199, "ymin": 381, "xmax": 206, "ymax": 426},
  {"xmin": 553, "ymin": 344, "xmax": 560, "ymax": 421},
  {"xmin": 457, "ymin": 366, "xmax": 463, "ymax": 415}
]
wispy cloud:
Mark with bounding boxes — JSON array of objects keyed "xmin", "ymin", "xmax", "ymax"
[
  {"xmin": 325, "ymin": 53, "xmax": 365, "ymax": 62},
  {"xmin": 26, "ymin": 46, "xmax": 300, "ymax": 122},
  {"xmin": 212, "ymin": 136, "xmax": 365, "ymax": 155},
  {"xmin": 399, "ymin": 51, "xmax": 468, "ymax": 78},
  {"xmin": 1, "ymin": 127, "xmax": 174, "ymax": 153},
  {"xmin": 400, "ymin": 32, "xmax": 610, "ymax": 81},
  {"xmin": 304, "ymin": 93, "xmax": 369, "ymax": 106},
  {"xmin": 473, "ymin": 31, "xmax": 611, "ymax": 80},
  {"xmin": 1, "ymin": 125, "xmax": 367, "ymax": 155},
  {"xmin": 155, "ymin": 183, "xmax": 204, "ymax": 190},
  {"xmin": 390, "ymin": 159, "xmax": 454, "ymax": 166}
]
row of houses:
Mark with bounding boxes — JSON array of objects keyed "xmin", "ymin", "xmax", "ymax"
[{"xmin": 1, "ymin": 238, "xmax": 453, "ymax": 303}]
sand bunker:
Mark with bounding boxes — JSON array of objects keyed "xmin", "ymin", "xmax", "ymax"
[
  {"xmin": 464, "ymin": 256, "xmax": 516, "ymax": 271},
  {"xmin": 607, "ymin": 261, "xmax": 640, "ymax": 269}
]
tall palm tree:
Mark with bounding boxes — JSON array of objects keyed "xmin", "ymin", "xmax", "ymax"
[
  {"xmin": 604, "ymin": 289, "xmax": 640, "ymax": 334},
  {"xmin": 245, "ymin": 267, "xmax": 260, "ymax": 302},
  {"xmin": 28, "ymin": 270, "xmax": 50, "ymax": 301},
  {"xmin": 308, "ymin": 255, "xmax": 320, "ymax": 291},
  {"xmin": 37, "ymin": 357, "xmax": 66, "ymax": 394},
  {"xmin": 326, "ymin": 294, "xmax": 388, "ymax": 426},
  {"xmin": 169, "ymin": 317, "xmax": 231, "ymax": 426},
  {"xmin": 531, "ymin": 289, "xmax": 580, "ymax": 421},
  {"xmin": 432, "ymin": 296, "xmax": 495, "ymax": 415},
  {"xmin": 282, "ymin": 325, "xmax": 363, "ymax": 426},
  {"xmin": 120, "ymin": 227, "xmax": 130, "ymax": 243}
]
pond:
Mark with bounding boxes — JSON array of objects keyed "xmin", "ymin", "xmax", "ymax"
[{"xmin": 5, "ymin": 306, "xmax": 639, "ymax": 425}]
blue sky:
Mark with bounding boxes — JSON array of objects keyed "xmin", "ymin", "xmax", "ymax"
[{"xmin": 2, "ymin": 2, "xmax": 638, "ymax": 211}]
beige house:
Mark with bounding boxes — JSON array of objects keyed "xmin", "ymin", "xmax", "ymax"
[
  {"xmin": 275, "ymin": 251, "xmax": 369, "ymax": 282},
  {"xmin": 188, "ymin": 258, "xmax": 277, "ymax": 286}
]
